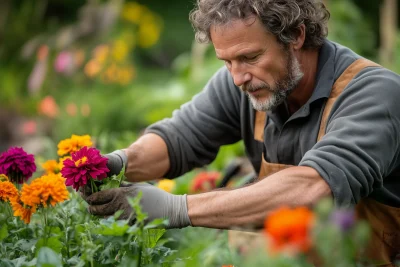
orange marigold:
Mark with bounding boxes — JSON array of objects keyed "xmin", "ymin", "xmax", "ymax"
[
  {"xmin": 0, "ymin": 180, "xmax": 19, "ymax": 202},
  {"xmin": 10, "ymin": 196, "xmax": 36, "ymax": 224},
  {"xmin": 20, "ymin": 173, "xmax": 69, "ymax": 208},
  {"xmin": 42, "ymin": 159, "xmax": 60, "ymax": 174},
  {"xmin": 264, "ymin": 206, "xmax": 315, "ymax": 254},
  {"xmin": 57, "ymin": 134, "xmax": 92, "ymax": 157}
]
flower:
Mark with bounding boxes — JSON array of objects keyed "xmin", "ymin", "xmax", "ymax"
[
  {"xmin": 330, "ymin": 209, "xmax": 355, "ymax": 232},
  {"xmin": 57, "ymin": 134, "xmax": 93, "ymax": 157},
  {"xmin": 0, "ymin": 181, "xmax": 19, "ymax": 202},
  {"xmin": 264, "ymin": 206, "xmax": 315, "ymax": 254},
  {"xmin": 54, "ymin": 51, "xmax": 73, "ymax": 73},
  {"xmin": 61, "ymin": 146, "xmax": 109, "ymax": 191},
  {"xmin": 20, "ymin": 173, "xmax": 69, "ymax": 208},
  {"xmin": 42, "ymin": 160, "xmax": 60, "ymax": 174},
  {"xmin": 66, "ymin": 103, "xmax": 78, "ymax": 116},
  {"xmin": 190, "ymin": 171, "xmax": 221, "ymax": 193},
  {"xmin": 38, "ymin": 95, "xmax": 59, "ymax": 118},
  {"xmin": 157, "ymin": 179, "xmax": 175, "ymax": 193},
  {"xmin": 10, "ymin": 197, "xmax": 36, "ymax": 224},
  {"xmin": 0, "ymin": 147, "xmax": 36, "ymax": 184}
]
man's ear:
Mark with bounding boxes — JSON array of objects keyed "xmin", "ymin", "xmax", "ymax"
[{"xmin": 292, "ymin": 24, "xmax": 306, "ymax": 50}]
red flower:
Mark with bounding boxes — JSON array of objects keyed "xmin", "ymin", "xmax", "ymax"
[
  {"xmin": 0, "ymin": 147, "xmax": 36, "ymax": 184},
  {"xmin": 60, "ymin": 146, "xmax": 109, "ymax": 191},
  {"xmin": 190, "ymin": 171, "xmax": 221, "ymax": 193}
]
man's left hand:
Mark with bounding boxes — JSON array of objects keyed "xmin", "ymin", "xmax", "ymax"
[{"xmin": 85, "ymin": 183, "xmax": 192, "ymax": 229}]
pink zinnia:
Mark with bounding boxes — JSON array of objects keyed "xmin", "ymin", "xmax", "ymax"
[
  {"xmin": 61, "ymin": 146, "xmax": 109, "ymax": 191},
  {"xmin": 0, "ymin": 147, "xmax": 36, "ymax": 184}
]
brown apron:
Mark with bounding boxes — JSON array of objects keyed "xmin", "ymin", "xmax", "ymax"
[{"xmin": 228, "ymin": 58, "xmax": 400, "ymax": 266}]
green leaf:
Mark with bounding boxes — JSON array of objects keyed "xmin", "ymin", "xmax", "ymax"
[
  {"xmin": 100, "ymin": 166, "xmax": 126, "ymax": 191},
  {"xmin": 36, "ymin": 237, "xmax": 63, "ymax": 253},
  {"xmin": 144, "ymin": 218, "xmax": 168, "ymax": 229},
  {"xmin": 143, "ymin": 229, "xmax": 166, "ymax": 248},
  {"xmin": 95, "ymin": 221, "xmax": 130, "ymax": 236},
  {"xmin": 36, "ymin": 247, "xmax": 62, "ymax": 267},
  {"xmin": 0, "ymin": 224, "xmax": 8, "ymax": 241}
]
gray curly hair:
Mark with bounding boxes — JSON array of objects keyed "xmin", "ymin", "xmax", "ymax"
[{"xmin": 189, "ymin": 0, "xmax": 330, "ymax": 49}]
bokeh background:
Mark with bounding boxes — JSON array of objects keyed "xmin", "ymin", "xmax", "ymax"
[{"xmin": 0, "ymin": 0, "xmax": 399, "ymax": 171}]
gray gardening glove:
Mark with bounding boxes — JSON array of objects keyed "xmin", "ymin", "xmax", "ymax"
[{"xmin": 85, "ymin": 182, "xmax": 192, "ymax": 229}]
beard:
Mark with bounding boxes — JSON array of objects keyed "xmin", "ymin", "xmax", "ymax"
[{"xmin": 244, "ymin": 51, "xmax": 304, "ymax": 112}]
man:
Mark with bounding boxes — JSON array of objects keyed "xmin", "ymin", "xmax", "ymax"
[{"xmin": 85, "ymin": 0, "xmax": 400, "ymax": 264}]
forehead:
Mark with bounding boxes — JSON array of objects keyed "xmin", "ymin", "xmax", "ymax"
[{"xmin": 210, "ymin": 18, "xmax": 278, "ymax": 58}]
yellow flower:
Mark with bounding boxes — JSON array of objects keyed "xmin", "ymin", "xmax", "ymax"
[
  {"xmin": 0, "ymin": 181, "xmax": 19, "ymax": 202},
  {"xmin": 0, "ymin": 174, "xmax": 9, "ymax": 182},
  {"xmin": 20, "ymin": 173, "xmax": 69, "ymax": 208},
  {"xmin": 138, "ymin": 13, "xmax": 162, "ymax": 48},
  {"xmin": 121, "ymin": 2, "xmax": 143, "ymax": 24},
  {"xmin": 42, "ymin": 159, "xmax": 60, "ymax": 174},
  {"xmin": 157, "ymin": 179, "xmax": 175, "ymax": 193},
  {"xmin": 112, "ymin": 40, "xmax": 129, "ymax": 62},
  {"xmin": 57, "ymin": 134, "xmax": 92, "ymax": 157},
  {"xmin": 58, "ymin": 156, "xmax": 72, "ymax": 171}
]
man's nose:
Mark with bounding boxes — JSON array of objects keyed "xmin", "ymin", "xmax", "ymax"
[{"xmin": 230, "ymin": 63, "xmax": 251, "ymax": 87}]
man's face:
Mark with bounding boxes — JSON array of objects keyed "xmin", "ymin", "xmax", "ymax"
[{"xmin": 211, "ymin": 18, "xmax": 304, "ymax": 111}]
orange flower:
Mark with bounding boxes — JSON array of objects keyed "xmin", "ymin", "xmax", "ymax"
[
  {"xmin": 42, "ymin": 159, "xmax": 60, "ymax": 174},
  {"xmin": 57, "ymin": 134, "xmax": 92, "ymax": 156},
  {"xmin": 20, "ymin": 173, "xmax": 69, "ymax": 208},
  {"xmin": 264, "ymin": 206, "xmax": 314, "ymax": 254},
  {"xmin": 190, "ymin": 171, "xmax": 220, "ymax": 193},
  {"xmin": 10, "ymin": 197, "xmax": 36, "ymax": 224},
  {"xmin": 0, "ymin": 181, "xmax": 19, "ymax": 202},
  {"xmin": 38, "ymin": 95, "xmax": 59, "ymax": 118}
]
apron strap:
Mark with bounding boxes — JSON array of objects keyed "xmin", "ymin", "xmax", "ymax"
[{"xmin": 317, "ymin": 58, "xmax": 380, "ymax": 141}]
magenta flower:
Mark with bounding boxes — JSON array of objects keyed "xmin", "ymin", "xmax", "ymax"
[
  {"xmin": 0, "ymin": 147, "xmax": 36, "ymax": 184},
  {"xmin": 61, "ymin": 146, "xmax": 109, "ymax": 191}
]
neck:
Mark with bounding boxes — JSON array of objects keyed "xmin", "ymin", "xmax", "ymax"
[{"xmin": 287, "ymin": 48, "xmax": 319, "ymax": 115}]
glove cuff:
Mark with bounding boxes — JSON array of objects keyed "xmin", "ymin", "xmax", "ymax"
[
  {"xmin": 105, "ymin": 150, "xmax": 127, "ymax": 176},
  {"xmin": 168, "ymin": 194, "xmax": 192, "ymax": 229}
]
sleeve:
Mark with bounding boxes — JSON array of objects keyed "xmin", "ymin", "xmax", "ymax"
[
  {"xmin": 145, "ymin": 67, "xmax": 242, "ymax": 178},
  {"xmin": 299, "ymin": 67, "xmax": 400, "ymax": 206}
]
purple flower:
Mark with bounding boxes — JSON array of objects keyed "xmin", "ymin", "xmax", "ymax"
[
  {"xmin": 60, "ymin": 146, "xmax": 109, "ymax": 191},
  {"xmin": 330, "ymin": 209, "xmax": 355, "ymax": 232},
  {"xmin": 0, "ymin": 147, "xmax": 36, "ymax": 184}
]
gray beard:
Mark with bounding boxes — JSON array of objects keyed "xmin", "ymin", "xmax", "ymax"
[{"xmin": 247, "ymin": 53, "xmax": 304, "ymax": 112}]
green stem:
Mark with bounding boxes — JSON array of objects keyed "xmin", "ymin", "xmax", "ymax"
[
  {"xmin": 90, "ymin": 179, "xmax": 98, "ymax": 193},
  {"xmin": 6, "ymin": 202, "xmax": 13, "ymax": 218},
  {"xmin": 137, "ymin": 241, "xmax": 142, "ymax": 267}
]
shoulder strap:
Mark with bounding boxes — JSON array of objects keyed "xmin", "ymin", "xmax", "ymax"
[{"xmin": 317, "ymin": 58, "xmax": 380, "ymax": 141}]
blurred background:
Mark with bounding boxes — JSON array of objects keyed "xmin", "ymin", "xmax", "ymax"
[{"xmin": 0, "ymin": 0, "xmax": 399, "ymax": 173}]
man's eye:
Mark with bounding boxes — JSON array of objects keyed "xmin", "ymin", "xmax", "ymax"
[{"xmin": 245, "ymin": 55, "xmax": 258, "ymax": 61}]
